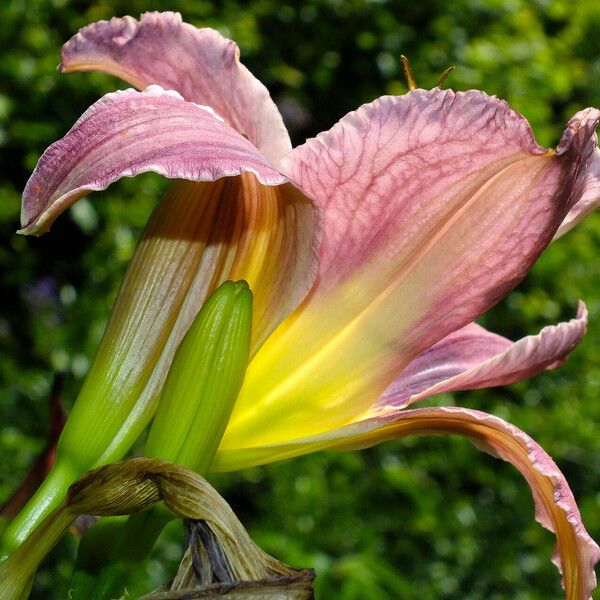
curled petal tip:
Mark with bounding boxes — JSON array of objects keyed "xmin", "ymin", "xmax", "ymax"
[
  {"xmin": 556, "ymin": 107, "xmax": 600, "ymax": 157},
  {"xmin": 575, "ymin": 299, "xmax": 588, "ymax": 324},
  {"xmin": 554, "ymin": 145, "xmax": 600, "ymax": 239},
  {"xmin": 59, "ymin": 11, "xmax": 291, "ymax": 163},
  {"xmin": 252, "ymin": 407, "xmax": 600, "ymax": 600},
  {"xmin": 20, "ymin": 86, "xmax": 287, "ymax": 235}
]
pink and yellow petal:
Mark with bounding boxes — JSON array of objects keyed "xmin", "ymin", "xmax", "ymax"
[
  {"xmin": 59, "ymin": 12, "xmax": 291, "ymax": 164},
  {"xmin": 223, "ymin": 90, "xmax": 599, "ymax": 448},
  {"xmin": 379, "ymin": 302, "xmax": 587, "ymax": 408},
  {"xmin": 20, "ymin": 86, "xmax": 317, "ymax": 468},
  {"xmin": 217, "ymin": 306, "xmax": 587, "ymax": 466},
  {"xmin": 215, "ymin": 407, "xmax": 600, "ymax": 599}
]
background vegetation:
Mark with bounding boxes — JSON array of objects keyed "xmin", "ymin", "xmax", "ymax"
[{"xmin": 1, "ymin": 0, "xmax": 599, "ymax": 598}]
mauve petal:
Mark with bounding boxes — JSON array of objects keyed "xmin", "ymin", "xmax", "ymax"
[
  {"xmin": 223, "ymin": 90, "xmax": 599, "ymax": 448},
  {"xmin": 555, "ymin": 146, "xmax": 600, "ymax": 239},
  {"xmin": 378, "ymin": 302, "xmax": 587, "ymax": 409},
  {"xmin": 20, "ymin": 86, "xmax": 287, "ymax": 235},
  {"xmin": 215, "ymin": 407, "xmax": 600, "ymax": 599},
  {"xmin": 59, "ymin": 11, "xmax": 291, "ymax": 164},
  {"xmin": 286, "ymin": 90, "xmax": 540, "ymax": 283}
]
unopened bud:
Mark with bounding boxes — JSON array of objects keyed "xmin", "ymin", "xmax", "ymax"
[{"xmin": 145, "ymin": 280, "xmax": 252, "ymax": 474}]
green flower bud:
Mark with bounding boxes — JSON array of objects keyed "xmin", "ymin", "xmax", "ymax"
[{"xmin": 145, "ymin": 280, "xmax": 252, "ymax": 474}]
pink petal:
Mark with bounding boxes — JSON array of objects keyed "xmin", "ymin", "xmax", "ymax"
[
  {"xmin": 555, "ymin": 145, "xmax": 600, "ymax": 239},
  {"xmin": 20, "ymin": 83, "xmax": 318, "ymax": 367},
  {"xmin": 19, "ymin": 83, "xmax": 318, "ymax": 389},
  {"xmin": 20, "ymin": 86, "xmax": 287, "ymax": 235},
  {"xmin": 229, "ymin": 90, "xmax": 598, "ymax": 443},
  {"xmin": 59, "ymin": 11, "xmax": 291, "ymax": 164},
  {"xmin": 215, "ymin": 407, "xmax": 600, "ymax": 599},
  {"xmin": 378, "ymin": 302, "xmax": 587, "ymax": 409}
]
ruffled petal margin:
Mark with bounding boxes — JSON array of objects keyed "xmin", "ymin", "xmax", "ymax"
[
  {"xmin": 378, "ymin": 302, "xmax": 587, "ymax": 409},
  {"xmin": 214, "ymin": 406, "xmax": 600, "ymax": 600},
  {"xmin": 20, "ymin": 85, "xmax": 287, "ymax": 235},
  {"xmin": 59, "ymin": 11, "xmax": 292, "ymax": 164}
]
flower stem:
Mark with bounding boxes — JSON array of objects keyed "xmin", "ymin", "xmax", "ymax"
[
  {"xmin": 0, "ymin": 503, "xmax": 73, "ymax": 600},
  {"xmin": 0, "ymin": 458, "xmax": 77, "ymax": 560}
]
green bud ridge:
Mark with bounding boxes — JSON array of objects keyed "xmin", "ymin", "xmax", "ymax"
[{"xmin": 145, "ymin": 280, "xmax": 253, "ymax": 474}]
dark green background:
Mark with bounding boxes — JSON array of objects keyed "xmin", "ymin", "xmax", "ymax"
[{"xmin": 1, "ymin": 0, "xmax": 599, "ymax": 598}]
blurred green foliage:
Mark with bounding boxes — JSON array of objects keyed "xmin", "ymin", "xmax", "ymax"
[{"xmin": 0, "ymin": 0, "xmax": 599, "ymax": 598}]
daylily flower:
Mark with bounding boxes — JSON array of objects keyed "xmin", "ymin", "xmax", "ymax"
[{"xmin": 10, "ymin": 11, "xmax": 600, "ymax": 598}]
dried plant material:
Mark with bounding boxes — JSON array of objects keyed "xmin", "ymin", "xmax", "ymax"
[
  {"xmin": 142, "ymin": 540, "xmax": 314, "ymax": 599},
  {"xmin": 68, "ymin": 458, "xmax": 294, "ymax": 576},
  {"xmin": 139, "ymin": 572, "xmax": 316, "ymax": 599},
  {"xmin": 137, "ymin": 521, "xmax": 315, "ymax": 599},
  {"xmin": 0, "ymin": 458, "xmax": 314, "ymax": 600},
  {"xmin": 70, "ymin": 458, "xmax": 315, "ymax": 596}
]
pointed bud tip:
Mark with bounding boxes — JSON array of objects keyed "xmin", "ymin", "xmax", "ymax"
[
  {"xmin": 233, "ymin": 279, "xmax": 250, "ymax": 293},
  {"xmin": 214, "ymin": 279, "xmax": 250, "ymax": 298}
]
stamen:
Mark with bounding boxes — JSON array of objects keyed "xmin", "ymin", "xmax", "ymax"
[
  {"xmin": 436, "ymin": 65, "xmax": 456, "ymax": 88},
  {"xmin": 400, "ymin": 55, "xmax": 418, "ymax": 90}
]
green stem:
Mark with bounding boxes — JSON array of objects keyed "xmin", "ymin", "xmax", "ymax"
[
  {"xmin": 0, "ymin": 504, "xmax": 74, "ymax": 600},
  {"xmin": 68, "ymin": 280, "xmax": 252, "ymax": 597},
  {"xmin": 0, "ymin": 459, "xmax": 77, "ymax": 560}
]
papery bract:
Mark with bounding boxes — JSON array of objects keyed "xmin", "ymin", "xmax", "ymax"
[{"xmin": 8, "ymin": 12, "xmax": 600, "ymax": 599}]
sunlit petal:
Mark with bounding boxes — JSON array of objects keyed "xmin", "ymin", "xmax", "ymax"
[
  {"xmin": 216, "ymin": 406, "xmax": 600, "ymax": 599},
  {"xmin": 20, "ymin": 85, "xmax": 288, "ymax": 235},
  {"xmin": 222, "ymin": 90, "xmax": 599, "ymax": 447},
  {"xmin": 59, "ymin": 11, "xmax": 291, "ymax": 164},
  {"xmin": 378, "ymin": 302, "xmax": 587, "ymax": 408}
]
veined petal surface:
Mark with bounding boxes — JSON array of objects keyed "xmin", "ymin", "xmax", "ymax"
[
  {"xmin": 378, "ymin": 302, "xmax": 587, "ymax": 408},
  {"xmin": 555, "ymin": 145, "xmax": 600, "ymax": 239},
  {"xmin": 222, "ymin": 90, "xmax": 599, "ymax": 448},
  {"xmin": 59, "ymin": 11, "xmax": 292, "ymax": 164},
  {"xmin": 20, "ymin": 85, "xmax": 287, "ymax": 235},
  {"xmin": 216, "ymin": 407, "xmax": 600, "ymax": 599}
]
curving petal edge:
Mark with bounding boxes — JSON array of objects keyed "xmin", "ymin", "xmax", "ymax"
[
  {"xmin": 555, "ymin": 146, "xmax": 600, "ymax": 239},
  {"xmin": 378, "ymin": 302, "xmax": 588, "ymax": 409},
  {"xmin": 20, "ymin": 85, "xmax": 288, "ymax": 235},
  {"xmin": 59, "ymin": 11, "xmax": 292, "ymax": 165},
  {"xmin": 215, "ymin": 406, "xmax": 600, "ymax": 600}
]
